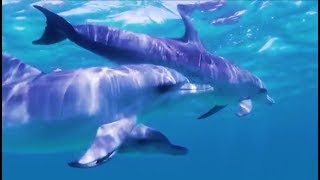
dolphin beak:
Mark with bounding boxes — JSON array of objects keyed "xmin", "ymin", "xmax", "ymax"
[{"xmin": 266, "ymin": 95, "xmax": 275, "ymax": 105}]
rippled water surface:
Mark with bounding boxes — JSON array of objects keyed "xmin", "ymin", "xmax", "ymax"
[{"xmin": 2, "ymin": 1, "xmax": 318, "ymax": 180}]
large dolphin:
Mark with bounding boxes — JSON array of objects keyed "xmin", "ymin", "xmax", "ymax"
[
  {"xmin": 2, "ymin": 53, "xmax": 212, "ymax": 168},
  {"xmin": 32, "ymin": 3, "xmax": 274, "ymax": 118}
]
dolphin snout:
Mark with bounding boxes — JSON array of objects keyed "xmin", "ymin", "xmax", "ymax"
[{"xmin": 266, "ymin": 95, "xmax": 275, "ymax": 105}]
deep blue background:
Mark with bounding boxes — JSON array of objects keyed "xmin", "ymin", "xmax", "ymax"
[{"xmin": 2, "ymin": 1, "xmax": 318, "ymax": 180}]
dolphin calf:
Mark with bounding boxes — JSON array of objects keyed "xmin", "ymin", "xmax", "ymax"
[
  {"xmin": 32, "ymin": 4, "xmax": 274, "ymax": 118},
  {"xmin": 2, "ymin": 53, "xmax": 212, "ymax": 168}
]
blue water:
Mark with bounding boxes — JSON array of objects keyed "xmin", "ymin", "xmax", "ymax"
[{"xmin": 2, "ymin": 1, "xmax": 318, "ymax": 180}]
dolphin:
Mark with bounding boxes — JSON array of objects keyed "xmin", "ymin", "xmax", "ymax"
[
  {"xmin": 32, "ymin": 3, "xmax": 274, "ymax": 118},
  {"xmin": 2, "ymin": 53, "xmax": 212, "ymax": 168}
]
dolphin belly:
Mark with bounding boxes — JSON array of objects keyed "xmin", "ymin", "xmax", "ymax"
[{"xmin": 2, "ymin": 117, "xmax": 99, "ymax": 153}]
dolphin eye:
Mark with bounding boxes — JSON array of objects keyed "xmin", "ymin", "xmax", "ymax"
[{"xmin": 259, "ymin": 88, "xmax": 267, "ymax": 94}]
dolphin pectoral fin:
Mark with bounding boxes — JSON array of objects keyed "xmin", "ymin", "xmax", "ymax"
[
  {"xmin": 68, "ymin": 117, "xmax": 136, "ymax": 168},
  {"xmin": 236, "ymin": 99, "xmax": 252, "ymax": 117},
  {"xmin": 197, "ymin": 105, "xmax": 227, "ymax": 119},
  {"xmin": 120, "ymin": 124, "xmax": 188, "ymax": 155}
]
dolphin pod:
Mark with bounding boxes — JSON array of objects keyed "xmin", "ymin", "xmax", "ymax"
[
  {"xmin": 2, "ymin": 53, "xmax": 215, "ymax": 168},
  {"xmin": 32, "ymin": 3, "xmax": 274, "ymax": 118},
  {"xmin": 3, "ymin": 2, "xmax": 275, "ymax": 168}
]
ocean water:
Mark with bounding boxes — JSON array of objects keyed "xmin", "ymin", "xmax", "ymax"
[{"xmin": 2, "ymin": 1, "xmax": 318, "ymax": 180}]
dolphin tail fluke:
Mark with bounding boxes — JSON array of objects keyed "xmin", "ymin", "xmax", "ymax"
[
  {"xmin": 120, "ymin": 124, "xmax": 188, "ymax": 155},
  {"xmin": 32, "ymin": 5, "xmax": 77, "ymax": 45}
]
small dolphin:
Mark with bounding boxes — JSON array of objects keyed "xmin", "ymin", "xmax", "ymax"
[
  {"xmin": 2, "ymin": 53, "xmax": 212, "ymax": 168},
  {"xmin": 32, "ymin": 3, "xmax": 274, "ymax": 118}
]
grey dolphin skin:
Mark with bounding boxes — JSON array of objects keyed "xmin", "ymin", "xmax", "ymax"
[
  {"xmin": 3, "ymin": 53, "xmax": 215, "ymax": 168},
  {"xmin": 32, "ymin": 3, "xmax": 274, "ymax": 118}
]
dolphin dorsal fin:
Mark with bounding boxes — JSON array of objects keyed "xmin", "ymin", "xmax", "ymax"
[{"xmin": 177, "ymin": 4, "xmax": 201, "ymax": 44}]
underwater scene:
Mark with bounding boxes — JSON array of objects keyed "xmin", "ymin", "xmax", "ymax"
[{"xmin": 2, "ymin": 1, "xmax": 318, "ymax": 180}]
